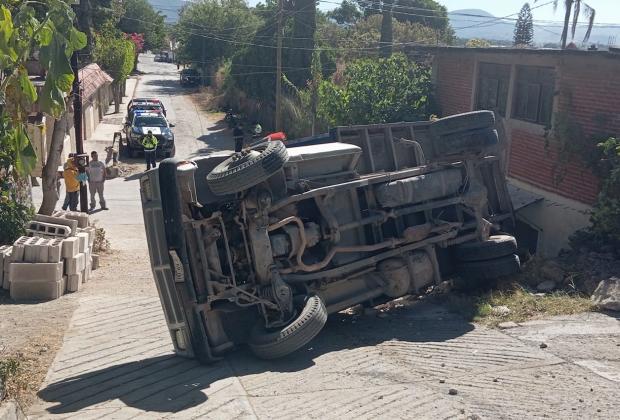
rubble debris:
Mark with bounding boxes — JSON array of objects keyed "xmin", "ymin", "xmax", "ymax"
[
  {"xmin": 448, "ymin": 388, "xmax": 458, "ymax": 395},
  {"xmin": 540, "ymin": 260, "xmax": 565, "ymax": 283},
  {"xmin": 491, "ymin": 305, "xmax": 511, "ymax": 316},
  {"xmin": 590, "ymin": 277, "xmax": 620, "ymax": 311},
  {"xmin": 540, "ymin": 343, "xmax": 548, "ymax": 349},
  {"xmin": 498, "ymin": 321, "xmax": 519, "ymax": 329}
]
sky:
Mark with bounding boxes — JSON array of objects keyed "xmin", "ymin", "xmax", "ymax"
[{"xmin": 438, "ymin": 0, "xmax": 620, "ymax": 24}]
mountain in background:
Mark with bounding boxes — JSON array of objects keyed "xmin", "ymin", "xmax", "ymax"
[
  {"xmin": 449, "ymin": 8, "xmax": 619, "ymax": 46},
  {"xmin": 148, "ymin": 0, "xmax": 185, "ymax": 23}
]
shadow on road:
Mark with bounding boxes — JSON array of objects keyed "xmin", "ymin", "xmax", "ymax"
[{"xmin": 38, "ymin": 301, "xmax": 473, "ymax": 415}]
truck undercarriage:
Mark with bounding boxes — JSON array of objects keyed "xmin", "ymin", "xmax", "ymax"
[{"xmin": 140, "ymin": 111, "xmax": 519, "ymax": 362}]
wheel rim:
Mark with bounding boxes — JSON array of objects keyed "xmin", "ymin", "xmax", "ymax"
[{"xmin": 223, "ymin": 144, "xmax": 267, "ymax": 171}]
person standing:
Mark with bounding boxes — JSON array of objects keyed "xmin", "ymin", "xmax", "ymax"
[
  {"xmin": 233, "ymin": 124, "xmax": 244, "ymax": 152},
  {"xmin": 142, "ymin": 130, "xmax": 158, "ymax": 170},
  {"xmin": 62, "ymin": 155, "xmax": 80, "ymax": 211},
  {"xmin": 252, "ymin": 121, "xmax": 262, "ymax": 139},
  {"xmin": 87, "ymin": 151, "xmax": 107, "ymax": 211}
]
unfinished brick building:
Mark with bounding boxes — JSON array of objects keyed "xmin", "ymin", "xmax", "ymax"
[{"xmin": 419, "ymin": 46, "xmax": 620, "ymax": 256}]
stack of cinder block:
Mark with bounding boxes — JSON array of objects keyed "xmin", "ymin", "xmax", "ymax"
[{"xmin": 3, "ymin": 210, "xmax": 100, "ymax": 301}]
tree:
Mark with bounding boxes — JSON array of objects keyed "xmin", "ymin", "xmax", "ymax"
[
  {"xmin": 327, "ymin": 1, "xmax": 362, "ymax": 25},
  {"xmin": 94, "ymin": 27, "xmax": 135, "ymax": 113},
  {"xmin": 287, "ymin": 0, "xmax": 317, "ymax": 87},
  {"xmin": 317, "ymin": 53, "xmax": 432, "ymax": 126},
  {"xmin": 119, "ymin": 0, "xmax": 166, "ymax": 51},
  {"xmin": 465, "ymin": 38, "xmax": 491, "ymax": 48},
  {"xmin": 539, "ymin": 0, "xmax": 596, "ymax": 49},
  {"xmin": 0, "ymin": 1, "xmax": 86, "ymax": 218},
  {"xmin": 379, "ymin": 1, "xmax": 393, "ymax": 57},
  {"xmin": 514, "ymin": 3, "xmax": 534, "ymax": 46}
]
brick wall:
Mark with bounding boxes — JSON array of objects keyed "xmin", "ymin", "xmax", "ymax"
[
  {"xmin": 432, "ymin": 50, "xmax": 620, "ymax": 205},
  {"xmin": 508, "ymin": 129, "xmax": 600, "ymax": 204},
  {"xmin": 434, "ymin": 53, "xmax": 475, "ymax": 117}
]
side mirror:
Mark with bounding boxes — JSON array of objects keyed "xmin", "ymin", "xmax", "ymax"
[{"xmin": 169, "ymin": 123, "xmax": 175, "ymax": 127}]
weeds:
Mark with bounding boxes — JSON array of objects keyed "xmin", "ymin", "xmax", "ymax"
[
  {"xmin": 0, "ymin": 357, "xmax": 23, "ymax": 401},
  {"xmin": 91, "ymin": 222, "xmax": 110, "ymax": 254},
  {"xmin": 445, "ymin": 284, "xmax": 595, "ymax": 327}
]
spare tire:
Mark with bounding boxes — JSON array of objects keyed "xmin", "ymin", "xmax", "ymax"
[
  {"xmin": 249, "ymin": 295, "xmax": 328, "ymax": 360},
  {"xmin": 207, "ymin": 141, "xmax": 288, "ymax": 195},
  {"xmin": 455, "ymin": 235, "xmax": 518, "ymax": 262},
  {"xmin": 430, "ymin": 110, "xmax": 495, "ymax": 137}
]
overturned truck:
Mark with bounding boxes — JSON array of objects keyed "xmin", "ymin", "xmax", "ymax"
[{"xmin": 140, "ymin": 111, "xmax": 519, "ymax": 362}]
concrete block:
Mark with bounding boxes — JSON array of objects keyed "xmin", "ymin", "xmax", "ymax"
[
  {"xmin": 76, "ymin": 232, "xmax": 89, "ymax": 253},
  {"xmin": 33, "ymin": 213, "xmax": 78, "ymax": 236},
  {"xmin": 23, "ymin": 237, "xmax": 43, "ymax": 263},
  {"xmin": 10, "ymin": 279, "xmax": 63, "ymax": 301},
  {"xmin": 82, "ymin": 226, "xmax": 96, "ymax": 247},
  {"xmin": 66, "ymin": 272, "xmax": 82, "ymax": 292},
  {"xmin": 61, "ymin": 237, "xmax": 79, "ymax": 258},
  {"xmin": 65, "ymin": 253, "xmax": 85, "ymax": 275},
  {"xmin": 35, "ymin": 238, "xmax": 50, "ymax": 263},
  {"xmin": 11, "ymin": 236, "xmax": 30, "ymax": 262},
  {"xmin": 27, "ymin": 221, "xmax": 71, "ymax": 238},
  {"xmin": 48, "ymin": 238, "xmax": 63, "ymax": 263},
  {"xmin": 55, "ymin": 210, "xmax": 89, "ymax": 228},
  {"xmin": 91, "ymin": 253, "xmax": 99, "ymax": 270},
  {"xmin": 9, "ymin": 262, "xmax": 63, "ymax": 284},
  {"xmin": 82, "ymin": 266, "xmax": 90, "ymax": 283},
  {"xmin": 0, "ymin": 246, "xmax": 12, "ymax": 290}
]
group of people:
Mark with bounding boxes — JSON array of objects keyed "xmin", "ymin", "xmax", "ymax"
[{"xmin": 59, "ymin": 151, "xmax": 107, "ymax": 212}]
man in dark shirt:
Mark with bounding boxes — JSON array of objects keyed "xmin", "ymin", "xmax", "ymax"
[{"xmin": 233, "ymin": 124, "xmax": 244, "ymax": 152}]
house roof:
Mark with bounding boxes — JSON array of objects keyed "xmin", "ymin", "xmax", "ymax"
[
  {"xmin": 407, "ymin": 45, "xmax": 620, "ymax": 60},
  {"xmin": 79, "ymin": 63, "xmax": 113, "ymax": 99}
]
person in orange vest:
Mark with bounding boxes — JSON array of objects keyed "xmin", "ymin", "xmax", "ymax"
[{"xmin": 62, "ymin": 155, "xmax": 80, "ymax": 211}]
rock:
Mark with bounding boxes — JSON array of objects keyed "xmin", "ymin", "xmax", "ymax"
[
  {"xmin": 498, "ymin": 321, "xmax": 519, "ymax": 329},
  {"xmin": 448, "ymin": 388, "xmax": 458, "ymax": 395},
  {"xmin": 540, "ymin": 260, "xmax": 565, "ymax": 283},
  {"xmin": 590, "ymin": 277, "xmax": 620, "ymax": 311},
  {"xmin": 491, "ymin": 305, "xmax": 511, "ymax": 316},
  {"xmin": 537, "ymin": 280, "xmax": 556, "ymax": 292},
  {"xmin": 540, "ymin": 342, "xmax": 548, "ymax": 349},
  {"xmin": 439, "ymin": 379, "xmax": 445, "ymax": 383}
]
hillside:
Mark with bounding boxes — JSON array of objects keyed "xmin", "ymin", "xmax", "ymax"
[{"xmin": 449, "ymin": 8, "xmax": 619, "ymax": 46}]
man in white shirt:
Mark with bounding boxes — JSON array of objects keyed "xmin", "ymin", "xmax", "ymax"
[{"xmin": 87, "ymin": 151, "xmax": 107, "ymax": 211}]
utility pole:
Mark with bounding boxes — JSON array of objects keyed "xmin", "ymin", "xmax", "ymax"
[
  {"xmin": 71, "ymin": 1, "xmax": 87, "ymax": 213},
  {"xmin": 275, "ymin": 0, "xmax": 283, "ymax": 131}
]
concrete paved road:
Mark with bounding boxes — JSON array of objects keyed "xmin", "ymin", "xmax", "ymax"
[{"xmin": 30, "ymin": 56, "xmax": 620, "ymax": 419}]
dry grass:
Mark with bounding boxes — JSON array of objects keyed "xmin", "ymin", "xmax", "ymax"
[
  {"xmin": 0, "ymin": 341, "xmax": 54, "ymax": 406},
  {"xmin": 446, "ymin": 284, "xmax": 595, "ymax": 327}
]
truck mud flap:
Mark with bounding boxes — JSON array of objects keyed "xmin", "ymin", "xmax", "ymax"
[{"xmin": 158, "ymin": 158, "xmax": 219, "ymax": 364}]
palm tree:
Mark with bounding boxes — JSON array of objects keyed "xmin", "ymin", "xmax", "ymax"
[{"xmin": 547, "ymin": 0, "xmax": 596, "ymax": 48}]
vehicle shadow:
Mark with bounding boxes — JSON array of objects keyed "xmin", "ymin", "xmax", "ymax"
[
  {"xmin": 141, "ymin": 78, "xmax": 188, "ymax": 95},
  {"xmin": 37, "ymin": 301, "xmax": 474, "ymax": 415}
]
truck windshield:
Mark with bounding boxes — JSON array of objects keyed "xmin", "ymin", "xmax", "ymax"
[{"xmin": 135, "ymin": 117, "xmax": 167, "ymax": 127}]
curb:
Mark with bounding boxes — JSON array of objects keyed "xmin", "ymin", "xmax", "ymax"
[{"xmin": 0, "ymin": 400, "xmax": 27, "ymax": 420}]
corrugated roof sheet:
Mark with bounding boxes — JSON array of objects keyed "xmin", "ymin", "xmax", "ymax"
[{"xmin": 79, "ymin": 63, "xmax": 113, "ymax": 99}]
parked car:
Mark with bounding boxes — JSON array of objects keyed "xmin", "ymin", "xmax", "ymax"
[
  {"xmin": 139, "ymin": 111, "xmax": 519, "ymax": 363},
  {"xmin": 180, "ymin": 68, "xmax": 200, "ymax": 87},
  {"xmin": 122, "ymin": 112, "xmax": 176, "ymax": 158}
]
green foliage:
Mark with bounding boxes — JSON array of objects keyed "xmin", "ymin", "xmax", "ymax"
[
  {"xmin": 0, "ymin": 195, "xmax": 32, "ymax": 245},
  {"xmin": 119, "ymin": 0, "xmax": 166, "ymax": 51},
  {"xmin": 327, "ymin": 0, "xmax": 362, "ymax": 25},
  {"xmin": 0, "ymin": 1, "xmax": 85, "ymax": 179},
  {"xmin": 465, "ymin": 38, "xmax": 491, "ymax": 48},
  {"xmin": 174, "ymin": 0, "xmax": 260, "ymax": 68},
  {"xmin": 570, "ymin": 137, "xmax": 620, "ymax": 247},
  {"xmin": 357, "ymin": 0, "xmax": 454, "ymax": 39},
  {"xmin": 93, "ymin": 33, "xmax": 135, "ymax": 82},
  {"xmin": 513, "ymin": 3, "xmax": 534, "ymax": 46},
  {"xmin": 317, "ymin": 53, "xmax": 432, "ymax": 126}
]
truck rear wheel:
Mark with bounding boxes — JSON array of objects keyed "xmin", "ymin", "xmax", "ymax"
[
  {"xmin": 249, "ymin": 295, "xmax": 327, "ymax": 360},
  {"xmin": 455, "ymin": 235, "xmax": 517, "ymax": 262},
  {"xmin": 207, "ymin": 140, "xmax": 289, "ymax": 195}
]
